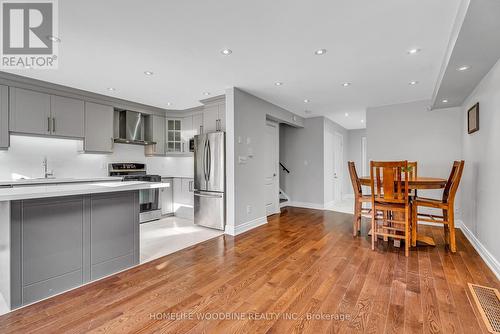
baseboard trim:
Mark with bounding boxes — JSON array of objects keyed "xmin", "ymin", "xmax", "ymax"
[
  {"xmin": 224, "ymin": 216, "xmax": 268, "ymax": 236},
  {"xmin": 458, "ymin": 220, "xmax": 500, "ymax": 280},
  {"xmin": 284, "ymin": 201, "xmax": 325, "ymax": 210}
]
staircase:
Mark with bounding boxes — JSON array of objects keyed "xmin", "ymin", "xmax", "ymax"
[{"xmin": 279, "ymin": 162, "xmax": 291, "ymax": 209}]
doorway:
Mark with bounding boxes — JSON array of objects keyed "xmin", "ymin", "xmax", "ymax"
[{"xmin": 264, "ymin": 121, "xmax": 279, "ymax": 216}]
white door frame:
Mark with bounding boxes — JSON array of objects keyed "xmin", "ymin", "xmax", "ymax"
[
  {"xmin": 333, "ymin": 132, "xmax": 344, "ymax": 202},
  {"xmin": 265, "ymin": 120, "xmax": 280, "ymax": 215}
]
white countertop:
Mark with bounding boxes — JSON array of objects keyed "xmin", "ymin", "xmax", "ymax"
[
  {"xmin": 0, "ymin": 181, "xmax": 169, "ymax": 201},
  {"xmin": 0, "ymin": 177, "xmax": 123, "ymax": 186},
  {"xmin": 161, "ymin": 175, "xmax": 194, "ymax": 179}
]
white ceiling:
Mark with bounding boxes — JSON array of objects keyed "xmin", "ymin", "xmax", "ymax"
[{"xmin": 4, "ymin": 0, "xmax": 462, "ymax": 129}]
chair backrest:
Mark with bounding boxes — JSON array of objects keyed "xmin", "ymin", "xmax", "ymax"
[
  {"xmin": 443, "ymin": 160, "xmax": 465, "ymax": 203},
  {"xmin": 348, "ymin": 161, "xmax": 362, "ymax": 197},
  {"xmin": 370, "ymin": 161, "xmax": 409, "ymax": 204},
  {"xmin": 407, "ymin": 161, "xmax": 418, "ymax": 179}
]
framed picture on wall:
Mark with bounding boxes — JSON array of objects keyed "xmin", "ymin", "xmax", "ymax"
[{"xmin": 468, "ymin": 102, "xmax": 479, "ymax": 134}]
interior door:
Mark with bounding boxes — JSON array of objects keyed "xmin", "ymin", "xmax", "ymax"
[
  {"xmin": 333, "ymin": 132, "xmax": 344, "ymax": 202},
  {"xmin": 264, "ymin": 121, "xmax": 279, "ymax": 216}
]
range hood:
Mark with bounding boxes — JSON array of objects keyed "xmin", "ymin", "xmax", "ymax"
[{"xmin": 114, "ymin": 110, "xmax": 156, "ymax": 146}]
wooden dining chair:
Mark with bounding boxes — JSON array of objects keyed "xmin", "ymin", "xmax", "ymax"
[
  {"xmin": 407, "ymin": 161, "xmax": 418, "ymax": 196},
  {"xmin": 370, "ymin": 161, "xmax": 411, "ymax": 256},
  {"xmin": 411, "ymin": 160, "xmax": 464, "ymax": 252},
  {"xmin": 348, "ymin": 161, "xmax": 372, "ymax": 236}
]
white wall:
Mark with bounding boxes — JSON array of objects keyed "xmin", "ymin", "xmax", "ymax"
[
  {"xmin": 366, "ymin": 100, "xmax": 463, "ymax": 211},
  {"xmin": 228, "ymin": 88, "xmax": 304, "ymax": 234},
  {"xmin": 280, "ymin": 117, "xmax": 325, "ymax": 206},
  {"xmin": 461, "ymin": 58, "xmax": 500, "ymax": 272},
  {"xmin": 0, "ymin": 135, "xmax": 193, "ymax": 180}
]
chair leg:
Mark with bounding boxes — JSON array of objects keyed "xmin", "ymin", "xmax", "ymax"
[
  {"xmin": 353, "ymin": 200, "xmax": 360, "ymax": 237},
  {"xmin": 448, "ymin": 206, "xmax": 456, "ymax": 253},
  {"xmin": 443, "ymin": 209, "xmax": 449, "ymax": 248},
  {"xmin": 371, "ymin": 209, "xmax": 376, "ymax": 251},
  {"xmin": 411, "ymin": 202, "xmax": 417, "ymax": 247},
  {"xmin": 405, "ymin": 207, "xmax": 409, "ymax": 257}
]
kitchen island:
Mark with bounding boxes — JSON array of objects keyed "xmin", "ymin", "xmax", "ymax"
[{"xmin": 0, "ymin": 180, "xmax": 169, "ymax": 313}]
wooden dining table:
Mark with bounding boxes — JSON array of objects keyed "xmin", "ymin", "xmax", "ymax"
[{"xmin": 358, "ymin": 176, "xmax": 447, "ymax": 246}]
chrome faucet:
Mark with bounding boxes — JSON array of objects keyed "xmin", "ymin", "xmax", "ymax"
[{"xmin": 42, "ymin": 156, "xmax": 54, "ymax": 179}]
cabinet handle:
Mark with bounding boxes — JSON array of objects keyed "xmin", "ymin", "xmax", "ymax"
[
  {"xmin": 200, "ymin": 125, "xmax": 203, "ymax": 134},
  {"xmin": 216, "ymin": 119, "xmax": 219, "ymax": 131},
  {"xmin": 47, "ymin": 117, "xmax": 51, "ymax": 132},
  {"xmin": 52, "ymin": 118, "xmax": 56, "ymax": 133}
]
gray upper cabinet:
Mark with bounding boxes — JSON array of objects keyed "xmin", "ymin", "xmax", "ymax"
[
  {"xmin": 0, "ymin": 85, "xmax": 8, "ymax": 149},
  {"xmin": 50, "ymin": 95, "xmax": 84, "ymax": 138},
  {"xmin": 203, "ymin": 101, "xmax": 225, "ymax": 133},
  {"xmin": 9, "ymin": 87, "xmax": 51, "ymax": 136},
  {"xmin": 145, "ymin": 114, "xmax": 165, "ymax": 156},
  {"xmin": 9, "ymin": 87, "xmax": 85, "ymax": 139},
  {"xmin": 84, "ymin": 102, "xmax": 114, "ymax": 153}
]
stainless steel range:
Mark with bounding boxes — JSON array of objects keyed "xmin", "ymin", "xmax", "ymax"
[{"xmin": 108, "ymin": 163, "xmax": 161, "ymax": 223}]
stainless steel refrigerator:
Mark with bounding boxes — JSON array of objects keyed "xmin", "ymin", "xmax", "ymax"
[{"xmin": 194, "ymin": 132, "xmax": 226, "ymax": 230}]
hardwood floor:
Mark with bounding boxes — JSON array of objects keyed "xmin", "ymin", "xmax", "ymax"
[{"xmin": 0, "ymin": 207, "xmax": 498, "ymax": 333}]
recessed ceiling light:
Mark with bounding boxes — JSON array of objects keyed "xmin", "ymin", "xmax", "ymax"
[
  {"xmin": 344, "ymin": 112, "xmax": 349, "ymax": 117},
  {"xmin": 144, "ymin": 71, "xmax": 154, "ymax": 76},
  {"xmin": 275, "ymin": 82, "xmax": 283, "ymax": 86},
  {"xmin": 361, "ymin": 119, "xmax": 365, "ymax": 123},
  {"xmin": 221, "ymin": 48, "xmax": 232, "ymax": 56},
  {"xmin": 407, "ymin": 48, "xmax": 421, "ymax": 55},
  {"xmin": 107, "ymin": 87, "xmax": 116, "ymax": 91},
  {"xmin": 314, "ymin": 49, "xmax": 327, "ymax": 55},
  {"xmin": 303, "ymin": 99, "xmax": 310, "ymax": 103},
  {"xmin": 442, "ymin": 99, "xmax": 448, "ymax": 103},
  {"xmin": 457, "ymin": 65, "xmax": 470, "ymax": 71},
  {"xmin": 342, "ymin": 82, "xmax": 351, "ymax": 87},
  {"xmin": 409, "ymin": 80, "xmax": 418, "ymax": 85},
  {"xmin": 166, "ymin": 102, "xmax": 172, "ymax": 106},
  {"xmin": 203, "ymin": 92, "xmax": 211, "ymax": 96},
  {"xmin": 47, "ymin": 35, "xmax": 60, "ymax": 42}
]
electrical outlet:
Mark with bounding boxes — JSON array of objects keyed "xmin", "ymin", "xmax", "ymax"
[{"xmin": 246, "ymin": 205, "xmax": 252, "ymax": 214}]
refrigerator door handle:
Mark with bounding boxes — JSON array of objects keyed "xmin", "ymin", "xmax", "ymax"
[
  {"xmin": 202, "ymin": 138, "xmax": 208, "ymax": 182},
  {"xmin": 194, "ymin": 192, "xmax": 223, "ymax": 199},
  {"xmin": 207, "ymin": 139, "xmax": 211, "ymax": 181}
]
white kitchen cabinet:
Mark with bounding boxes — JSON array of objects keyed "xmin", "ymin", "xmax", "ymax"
[
  {"xmin": 173, "ymin": 177, "xmax": 194, "ymax": 220},
  {"xmin": 203, "ymin": 104, "xmax": 218, "ymax": 133},
  {"xmin": 50, "ymin": 95, "xmax": 84, "ymax": 138},
  {"xmin": 9, "ymin": 87, "xmax": 51, "ymax": 136},
  {"xmin": 192, "ymin": 113, "xmax": 203, "ymax": 136},
  {"xmin": 84, "ymin": 102, "xmax": 114, "ymax": 153},
  {"xmin": 166, "ymin": 118, "xmax": 182, "ymax": 153},
  {"xmin": 145, "ymin": 115, "xmax": 165, "ymax": 156},
  {"xmin": 203, "ymin": 102, "xmax": 225, "ymax": 133},
  {"xmin": 9, "ymin": 88, "xmax": 85, "ymax": 139},
  {"xmin": 0, "ymin": 85, "xmax": 8, "ymax": 149},
  {"xmin": 160, "ymin": 178, "xmax": 174, "ymax": 215},
  {"xmin": 180, "ymin": 116, "xmax": 192, "ymax": 153}
]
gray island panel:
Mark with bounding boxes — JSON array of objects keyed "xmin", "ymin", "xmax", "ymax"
[{"xmin": 10, "ymin": 190, "xmax": 140, "ymax": 308}]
